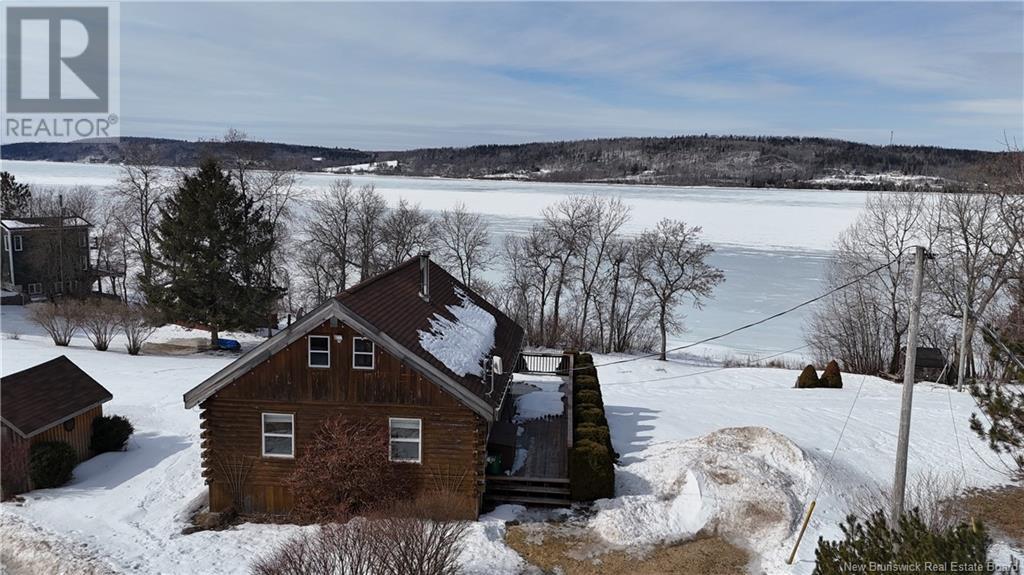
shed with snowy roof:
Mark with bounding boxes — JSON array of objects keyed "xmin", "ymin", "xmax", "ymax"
[{"xmin": 183, "ymin": 253, "xmax": 526, "ymax": 518}]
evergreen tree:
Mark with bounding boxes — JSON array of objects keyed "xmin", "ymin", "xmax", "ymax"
[
  {"xmin": 821, "ymin": 360, "xmax": 844, "ymax": 389},
  {"xmin": 144, "ymin": 158, "xmax": 282, "ymax": 345},
  {"xmin": 972, "ymin": 278, "xmax": 1024, "ymax": 480},
  {"xmin": 1, "ymin": 171, "xmax": 31, "ymax": 217},
  {"xmin": 815, "ymin": 510, "xmax": 991, "ymax": 575},
  {"xmin": 796, "ymin": 364, "xmax": 820, "ymax": 389}
]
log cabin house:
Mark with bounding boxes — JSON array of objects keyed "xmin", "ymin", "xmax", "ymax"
[
  {"xmin": 183, "ymin": 253, "xmax": 526, "ymax": 518},
  {"xmin": 1, "ymin": 356, "xmax": 113, "ymax": 493}
]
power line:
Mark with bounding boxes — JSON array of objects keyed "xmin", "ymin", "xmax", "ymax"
[
  {"xmin": 599, "ymin": 343, "xmax": 811, "ymax": 386},
  {"xmin": 584, "ymin": 251, "xmax": 906, "ymax": 372}
]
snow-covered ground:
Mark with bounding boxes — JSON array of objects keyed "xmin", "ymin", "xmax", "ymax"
[{"xmin": 1, "ymin": 303, "xmax": 1018, "ymax": 574}]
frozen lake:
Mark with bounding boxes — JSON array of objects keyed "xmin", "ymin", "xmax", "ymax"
[{"xmin": 4, "ymin": 160, "xmax": 873, "ymax": 358}]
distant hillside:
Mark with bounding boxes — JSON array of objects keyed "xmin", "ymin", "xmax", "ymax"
[{"xmin": 1, "ymin": 135, "xmax": 1000, "ymax": 190}]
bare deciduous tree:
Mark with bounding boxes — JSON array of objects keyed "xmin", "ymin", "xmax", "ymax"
[
  {"xmin": 353, "ymin": 185, "xmax": 387, "ymax": 281},
  {"xmin": 632, "ymin": 219, "xmax": 724, "ymax": 360},
  {"xmin": 435, "ymin": 203, "xmax": 492, "ymax": 287},
  {"xmin": 379, "ymin": 198, "xmax": 434, "ymax": 270},
  {"xmin": 115, "ymin": 144, "xmax": 166, "ymax": 283}
]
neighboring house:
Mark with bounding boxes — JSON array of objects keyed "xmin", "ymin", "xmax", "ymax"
[
  {"xmin": 1, "ymin": 216, "xmax": 94, "ymax": 299},
  {"xmin": 1, "ymin": 356, "xmax": 113, "ymax": 491},
  {"xmin": 184, "ymin": 253, "xmax": 526, "ymax": 518}
]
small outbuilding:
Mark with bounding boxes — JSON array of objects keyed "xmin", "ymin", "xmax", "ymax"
[
  {"xmin": 1, "ymin": 356, "xmax": 113, "ymax": 464},
  {"xmin": 899, "ymin": 346, "xmax": 948, "ymax": 383}
]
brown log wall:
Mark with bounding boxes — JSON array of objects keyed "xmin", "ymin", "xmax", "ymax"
[{"xmin": 200, "ymin": 320, "xmax": 489, "ymax": 518}]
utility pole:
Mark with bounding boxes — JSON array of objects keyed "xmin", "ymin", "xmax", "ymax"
[
  {"xmin": 892, "ymin": 245, "xmax": 925, "ymax": 523},
  {"xmin": 956, "ymin": 296, "xmax": 970, "ymax": 391}
]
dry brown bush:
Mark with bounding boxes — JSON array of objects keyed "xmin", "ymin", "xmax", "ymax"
[
  {"xmin": 81, "ymin": 299, "xmax": 122, "ymax": 351},
  {"xmin": 289, "ymin": 417, "xmax": 413, "ymax": 523},
  {"xmin": 847, "ymin": 470, "xmax": 967, "ymax": 533},
  {"xmin": 249, "ymin": 493, "xmax": 469, "ymax": 575},
  {"xmin": 119, "ymin": 304, "xmax": 159, "ymax": 355},
  {"xmin": 27, "ymin": 300, "xmax": 83, "ymax": 346}
]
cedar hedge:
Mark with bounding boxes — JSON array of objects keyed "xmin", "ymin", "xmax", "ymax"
[
  {"xmin": 90, "ymin": 415, "xmax": 135, "ymax": 453},
  {"xmin": 574, "ymin": 376, "xmax": 600, "ymax": 393},
  {"xmin": 569, "ymin": 440, "xmax": 614, "ymax": 501},
  {"xmin": 29, "ymin": 441, "xmax": 77, "ymax": 489},
  {"xmin": 575, "ymin": 389, "xmax": 603, "ymax": 408},
  {"xmin": 574, "ymin": 423, "xmax": 610, "ymax": 447},
  {"xmin": 575, "ymin": 405, "xmax": 606, "ymax": 427},
  {"xmin": 568, "ymin": 351, "xmax": 615, "ymax": 501}
]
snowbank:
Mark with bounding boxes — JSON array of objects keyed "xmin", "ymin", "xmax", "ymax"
[
  {"xmin": 418, "ymin": 288, "xmax": 496, "ymax": 377},
  {"xmin": 591, "ymin": 427, "xmax": 814, "ymax": 559}
]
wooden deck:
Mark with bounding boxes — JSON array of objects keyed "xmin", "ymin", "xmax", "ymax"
[{"xmin": 512, "ymin": 412, "xmax": 568, "ymax": 478}]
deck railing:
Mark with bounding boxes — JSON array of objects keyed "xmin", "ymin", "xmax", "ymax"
[{"xmin": 514, "ymin": 352, "xmax": 570, "ymax": 375}]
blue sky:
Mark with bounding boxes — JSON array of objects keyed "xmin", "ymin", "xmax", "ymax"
[{"xmin": 120, "ymin": 2, "xmax": 1023, "ymax": 151}]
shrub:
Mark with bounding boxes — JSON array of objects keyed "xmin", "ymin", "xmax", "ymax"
[
  {"xmin": 574, "ymin": 423, "xmax": 610, "ymax": 447},
  {"xmin": 119, "ymin": 304, "xmax": 160, "ymax": 356},
  {"xmin": 576, "ymin": 352, "xmax": 594, "ymax": 366},
  {"xmin": 569, "ymin": 440, "xmax": 614, "ymax": 501},
  {"xmin": 575, "ymin": 365, "xmax": 598, "ymax": 379},
  {"xmin": 574, "ymin": 375, "xmax": 600, "ymax": 393},
  {"xmin": 250, "ymin": 493, "xmax": 469, "ymax": 575},
  {"xmin": 575, "ymin": 389, "xmax": 603, "ymax": 408},
  {"xmin": 575, "ymin": 404, "xmax": 606, "ymax": 426},
  {"xmin": 821, "ymin": 360, "xmax": 844, "ymax": 389},
  {"xmin": 81, "ymin": 299, "xmax": 122, "ymax": 351},
  {"xmin": 814, "ymin": 509, "xmax": 991, "ymax": 575},
  {"xmin": 29, "ymin": 441, "xmax": 77, "ymax": 489},
  {"xmin": 289, "ymin": 417, "xmax": 412, "ymax": 522},
  {"xmin": 90, "ymin": 415, "xmax": 135, "ymax": 453},
  {"xmin": 27, "ymin": 301, "xmax": 83, "ymax": 346},
  {"xmin": 796, "ymin": 364, "xmax": 820, "ymax": 389}
]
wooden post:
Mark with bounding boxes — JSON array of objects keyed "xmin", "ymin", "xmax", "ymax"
[{"xmin": 892, "ymin": 245, "xmax": 925, "ymax": 523}]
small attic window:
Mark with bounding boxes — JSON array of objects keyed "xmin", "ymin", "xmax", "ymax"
[
  {"xmin": 308, "ymin": 335, "xmax": 330, "ymax": 368},
  {"xmin": 63, "ymin": 418, "xmax": 75, "ymax": 432}
]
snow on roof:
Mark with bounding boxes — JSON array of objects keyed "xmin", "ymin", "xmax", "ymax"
[
  {"xmin": 1, "ymin": 220, "xmax": 45, "ymax": 229},
  {"xmin": 1, "ymin": 217, "xmax": 90, "ymax": 230},
  {"xmin": 417, "ymin": 288, "xmax": 497, "ymax": 378}
]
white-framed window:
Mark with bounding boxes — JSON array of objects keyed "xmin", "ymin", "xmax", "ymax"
[
  {"xmin": 261, "ymin": 413, "xmax": 294, "ymax": 458},
  {"xmin": 2, "ymin": 235, "xmax": 9, "ymax": 251},
  {"xmin": 27, "ymin": 283, "xmax": 42, "ymax": 295},
  {"xmin": 389, "ymin": 418, "xmax": 421, "ymax": 463},
  {"xmin": 308, "ymin": 335, "xmax": 330, "ymax": 368},
  {"xmin": 12, "ymin": 235, "xmax": 23, "ymax": 251},
  {"xmin": 353, "ymin": 337, "xmax": 375, "ymax": 370}
]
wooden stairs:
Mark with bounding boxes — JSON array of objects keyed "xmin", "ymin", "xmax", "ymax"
[{"xmin": 484, "ymin": 475, "xmax": 571, "ymax": 508}]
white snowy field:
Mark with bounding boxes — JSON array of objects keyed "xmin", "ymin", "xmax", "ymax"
[
  {"xmin": 1, "ymin": 305, "xmax": 1019, "ymax": 574},
  {"xmin": 5, "ymin": 159, "xmax": 872, "ymax": 357}
]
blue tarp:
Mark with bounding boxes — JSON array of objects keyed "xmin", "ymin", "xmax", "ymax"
[{"xmin": 216, "ymin": 338, "xmax": 241, "ymax": 352}]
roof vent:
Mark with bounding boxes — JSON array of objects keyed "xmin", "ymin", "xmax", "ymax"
[{"xmin": 419, "ymin": 251, "xmax": 430, "ymax": 302}]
